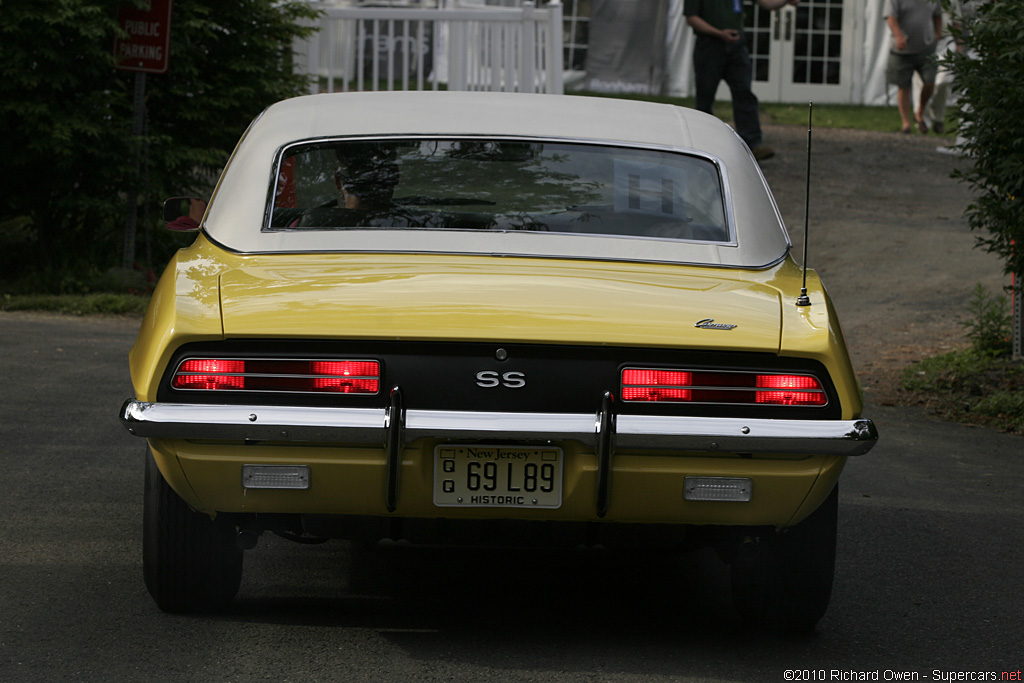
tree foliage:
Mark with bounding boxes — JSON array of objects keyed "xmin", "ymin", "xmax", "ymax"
[
  {"xmin": 0, "ymin": 0, "xmax": 318, "ymax": 288},
  {"xmin": 945, "ymin": 0, "xmax": 1024, "ymax": 277}
]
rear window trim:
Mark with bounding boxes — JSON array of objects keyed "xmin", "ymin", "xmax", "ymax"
[{"xmin": 262, "ymin": 134, "xmax": 738, "ymax": 248}]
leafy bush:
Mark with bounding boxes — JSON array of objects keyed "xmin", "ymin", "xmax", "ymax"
[
  {"xmin": 945, "ymin": 0, "xmax": 1024, "ymax": 278},
  {"xmin": 959, "ymin": 283, "xmax": 1012, "ymax": 354}
]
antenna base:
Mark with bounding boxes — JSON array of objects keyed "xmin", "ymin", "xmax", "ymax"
[{"xmin": 796, "ymin": 288, "xmax": 811, "ymax": 307}]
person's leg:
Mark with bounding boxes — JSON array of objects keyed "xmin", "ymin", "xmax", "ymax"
[
  {"xmin": 927, "ymin": 36, "xmax": 955, "ymax": 132},
  {"xmin": 928, "ymin": 79, "xmax": 950, "ymax": 133},
  {"xmin": 722, "ymin": 42, "xmax": 762, "ymax": 149},
  {"xmin": 897, "ymin": 87, "xmax": 914, "ymax": 132},
  {"xmin": 887, "ymin": 52, "xmax": 914, "ymax": 132},
  {"xmin": 916, "ymin": 81, "xmax": 935, "ymax": 132},
  {"xmin": 693, "ymin": 36, "xmax": 725, "ymax": 115},
  {"xmin": 915, "ymin": 54, "xmax": 940, "ymax": 133}
]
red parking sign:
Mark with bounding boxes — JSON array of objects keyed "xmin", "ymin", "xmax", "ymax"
[{"xmin": 114, "ymin": 0, "xmax": 173, "ymax": 73}]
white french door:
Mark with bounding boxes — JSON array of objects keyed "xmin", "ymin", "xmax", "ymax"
[{"xmin": 743, "ymin": 0, "xmax": 856, "ymax": 103}]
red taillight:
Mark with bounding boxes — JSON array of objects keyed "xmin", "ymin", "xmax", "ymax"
[
  {"xmin": 621, "ymin": 369, "xmax": 692, "ymax": 402},
  {"xmin": 311, "ymin": 361, "xmax": 380, "ymax": 394},
  {"xmin": 621, "ymin": 368, "xmax": 826, "ymax": 406},
  {"xmin": 174, "ymin": 359, "xmax": 246, "ymax": 390},
  {"xmin": 756, "ymin": 374, "xmax": 820, "ymax": 389},
  {"xmin": 755, "ymin": 374, "xmax": 826, "ymax": 406},
  {"xmin": 172, "ymin": 358, "xmax": 380, "ymax": 394}
]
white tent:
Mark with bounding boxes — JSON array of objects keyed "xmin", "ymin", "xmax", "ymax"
[{"xmin": 591, "ymin": 0, "xmax": 924, "ymax": 106}]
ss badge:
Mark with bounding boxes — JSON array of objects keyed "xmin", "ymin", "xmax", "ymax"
[{"xmin": 475, "ymin": 370, "xmax": 526, "ymax": 389}]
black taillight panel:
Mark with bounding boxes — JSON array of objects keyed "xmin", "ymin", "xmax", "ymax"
[{"xmin": 157, "ymin": 340, "xmax": 842, "ymax": 419}]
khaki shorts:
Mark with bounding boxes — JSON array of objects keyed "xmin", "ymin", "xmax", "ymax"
[{"xmin": 887, "ymin": 51, "xmax": 938, "ymax": 89}]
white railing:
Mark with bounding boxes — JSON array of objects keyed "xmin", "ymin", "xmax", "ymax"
[{"xmin": 295, "ymin": 1, "xmax": 564, "ymax": 94}]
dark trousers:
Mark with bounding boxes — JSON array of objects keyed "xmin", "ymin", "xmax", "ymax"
[{"xmin": 693, "ymin": 34, "xmax": 762, "ymax": 149}]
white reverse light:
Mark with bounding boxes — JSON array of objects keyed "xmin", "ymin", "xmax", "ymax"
[
  {"xmin": 683, "ymin": 476, "xmax": 753, "ymax": 502},
  {"xmin": 242, "ymin": 465, "xmax": 310, "ymax": 490}
]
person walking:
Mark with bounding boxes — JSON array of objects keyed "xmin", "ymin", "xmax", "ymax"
[
  {"xmin": 884, "ymin": 0, "xmax": 942, "ymax": 134},
  {"xmin": 684, "ymin": 0, "xmax": 798, "ymax": 161}
]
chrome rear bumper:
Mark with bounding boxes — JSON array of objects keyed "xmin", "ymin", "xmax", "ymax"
[{"xmin": 120, "ymin": 399, "xmax": 877, "ymax": 457}]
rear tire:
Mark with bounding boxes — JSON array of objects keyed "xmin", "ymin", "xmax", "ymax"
[
  {"xmin": 730, "ymin": 485, "xmax": 838, "ymax": 633},
  {"xmin": 143, "ymin": 448, "xmax": 243, "ymax": 612}
]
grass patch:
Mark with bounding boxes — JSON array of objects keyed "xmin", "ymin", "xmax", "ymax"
[
  {"xmin": 759, "ymin": 102, "xmax": 913, "ymax": 132},
  {"xmin": 901, "ymin": 349, "xmax": 1024, "ymax": 433},
  {"xmin": 578, "ymin": 91, "xmax": 943, "ymax": 135},
  {"xmin": 1, "ymin": 262, "xmax": 155, "ymax": 315},
  {"xmin": 1, "ymin": 292, "xmax": 149, "ymax": 316}
]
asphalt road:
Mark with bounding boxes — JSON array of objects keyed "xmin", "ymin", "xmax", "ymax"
[{"xmin": 1, "ymin": 311, "xmax": 1021, "ymax": 682}]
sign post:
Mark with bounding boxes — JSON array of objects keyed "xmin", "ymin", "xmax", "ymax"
[{"xmin": 114, "ymin": 0, "xmax": 173, "ymax": 270}]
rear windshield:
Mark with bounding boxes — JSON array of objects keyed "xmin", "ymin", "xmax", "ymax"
[{"xmin": 267, "ymin": 139, "xmax": 730, "ymax": 243}]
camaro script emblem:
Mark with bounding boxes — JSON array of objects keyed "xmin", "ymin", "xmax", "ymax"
[{"xmin": 695, "ymin": 318, "xmax": 738, "ymax": 330}]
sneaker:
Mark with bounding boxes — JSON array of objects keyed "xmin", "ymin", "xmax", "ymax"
[
  {"xmin": 932, "ymin": 121, "xmax": 945, "ymax": 135},
  {"xmin": 751, "ymin": 145, "xmax": 775, "ymax": 161}
]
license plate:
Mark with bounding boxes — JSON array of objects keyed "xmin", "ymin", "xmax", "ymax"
[{"xmin": 433, "ymin": 445, "xmax": 563, "ymax": 508}]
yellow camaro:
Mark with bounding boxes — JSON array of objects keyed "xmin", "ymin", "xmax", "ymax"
[{"xmin": 121, "ymin": 91, "xmax": 876, "ymax": 631}]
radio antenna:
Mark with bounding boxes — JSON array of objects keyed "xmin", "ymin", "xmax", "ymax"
[{"xmin": 797, "ymin": 102, "xmax": 813, "ymax": 307}]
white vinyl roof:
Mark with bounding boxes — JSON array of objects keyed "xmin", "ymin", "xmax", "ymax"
[{"xmin": 202, "ymin": 91, "xmax": 791, "ymax": 268}]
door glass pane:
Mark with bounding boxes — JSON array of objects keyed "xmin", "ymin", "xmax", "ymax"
[
  {"xmin": 791, "ymin": 0, "xmax": 843, "ymax": 86},
  {"xmin": 743, "ymin": 1, "xmax": 773, "ymax": 83}
]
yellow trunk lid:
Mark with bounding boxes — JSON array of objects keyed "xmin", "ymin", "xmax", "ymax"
[{"xmin": 218, "ymin": 253, "xmax": 781, "ymax": 352}]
